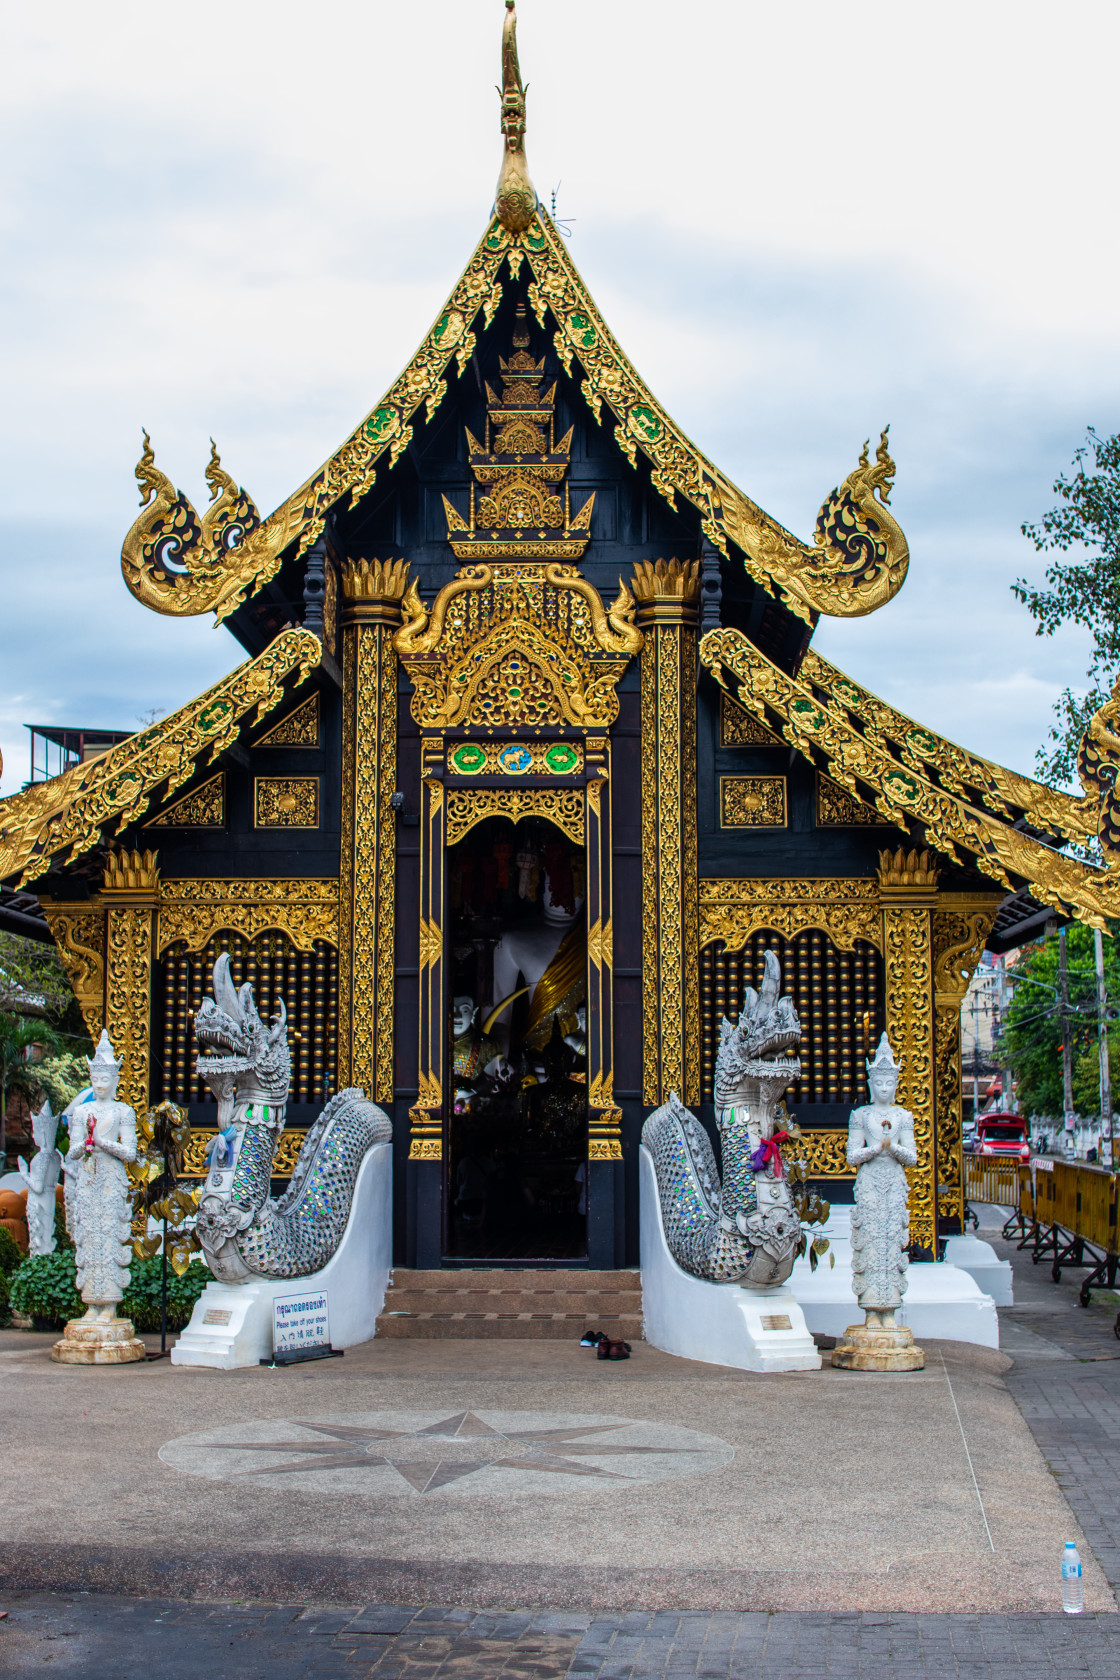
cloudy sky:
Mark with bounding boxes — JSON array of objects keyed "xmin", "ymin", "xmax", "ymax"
[{"xmin": 3, "ymin": 0, "xmax": 1119, "ymax": 796}]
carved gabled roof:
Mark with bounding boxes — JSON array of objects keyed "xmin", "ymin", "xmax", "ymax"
[
  {"xmin": 117, "ymin": 9, "xmax": 910, "ymax": 632},
  {"xmin": 701, "ymin": 627, "xmax": 1116, "ymax": 929},
  {"xmin": 0, "ymin": 627, "xmax": 321, "ymax": 886}
]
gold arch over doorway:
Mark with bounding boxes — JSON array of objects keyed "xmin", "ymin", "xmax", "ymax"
[{"xmin": 444, "ymin": 786, "xmax": 585, "ymax": 848}]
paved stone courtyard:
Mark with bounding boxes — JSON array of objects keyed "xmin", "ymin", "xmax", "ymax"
[{"xmin": 4, "ymin": 1214, "xmax": 1120, "ymax": 1676}]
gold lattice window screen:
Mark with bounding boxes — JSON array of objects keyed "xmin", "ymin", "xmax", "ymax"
[
  {"xmin": 700, "ymin": 930, "xmax": 884, "ymax": 1108},
  {"xmin": 158, "ymin": 931, "xmax": 338, "ymax": 1108}
]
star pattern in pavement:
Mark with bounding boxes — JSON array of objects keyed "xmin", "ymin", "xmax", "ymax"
[{"xmin": 209, "ymin": 1410, "xmax": 711, "ymax": 1494}]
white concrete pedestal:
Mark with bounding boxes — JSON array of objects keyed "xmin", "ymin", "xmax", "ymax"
[
  {"xmin": 171, "ymin": 1140, "xmax": 391, "ymax": 1369},
  {"xmin": 790, "ymin": 1208, "xmax": 1000, "ymax": 1347},
  {"xmin": 639, "ymin": 1145, "xmax": 821, "ymax": 1372},
  {"xmin": 943, "ymin": 1234, "xmax": 1014, "ymax": 1306}
]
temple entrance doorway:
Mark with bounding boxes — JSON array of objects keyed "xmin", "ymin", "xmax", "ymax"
[{"xmin": 444, "ymin": 815, "xmax": 588, "ymax": 1261}]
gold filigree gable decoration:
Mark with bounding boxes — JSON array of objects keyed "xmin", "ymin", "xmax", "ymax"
[
  {"xmin": 120, "ymin": 435, "xmax": 263, "ymax": 622},
  {"xmin": 701, "ymin": 624, "xmax": 1120, "ymax": 931},
  {"xmin": 255, "ymin": 777, "xmax": 319, "ymax": 828},
  {"xmin": 394, "ymin": 562, "xmax": 641, "ymax": 733},
  {"xmin": 144, "ymin": 772, "xmax": 225, "ymax": 828},
  {"xmin": 817, "ymin": 773, "xmax": 884, "ymax": 828},
  {"xmin": 0, "ymin": 627, "xmax": 320, "ymax": 886},
  {"xmin": 721, "ymin": 694, "xmax": 783, "ymax": 748},
  {"xmin": 38, "ymin": 902, "xmax": 106, "ymax": 1039},
  {"xmin": 444, "ymin": 305, "xmax": 594, "ymax": 561},
  {"xmin": 1079, "ymin": 677, "xmax": 1120, "ymax": 859},
  {"xmin": 256, "ymin": 693, "xmax": 320, "ymax": 748},
  {"xmin": 156, "ymin": 877, "xmax": 339, "ymax": 956},
  {"xmin": 803, "ymin": 648, "xmax": 1095, "ymax": 846},
  {"xmin": 699, "ymin": 877, "xmax": 882, "ymax": 955},
  {"xmin": 444, "ymin": 786, "xmax": 585, "ymax": 847},
  {"xmin": 720, "ymin": 776, "xmax": 787, "ymax": 829}
]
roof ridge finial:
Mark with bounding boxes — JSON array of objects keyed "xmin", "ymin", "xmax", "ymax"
[{"xmin": 495, "ymin": 0, "xmax": 537, "ymax": 234}]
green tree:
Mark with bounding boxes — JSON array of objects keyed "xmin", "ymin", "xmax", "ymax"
[
  {"xmin": 0, "ymin": 1014, "xmax": 62, "ymax": 1160},
  {"xmin": 1014, "ymin": 428, "xmax": 1120, "ymax": 786},
  {"xmin": 997, "ymin": 923, "xmax": 1120, "ymax": 1117}
]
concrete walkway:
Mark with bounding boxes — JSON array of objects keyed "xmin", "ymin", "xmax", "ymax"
[
  {"xmin": 0, "ymin": 1303, "xmax": 1110, "ymax": 1614},
  {"xmin": 4, "ymin": 1226, "xmax": 1120, "ymax": 1674}
]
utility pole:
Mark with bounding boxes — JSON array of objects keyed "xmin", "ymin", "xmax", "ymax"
[
  {"xmin": 996, "ymin": 956, "xmax": 1015, "ymax": 1111},
  {"xmin": 1060, "ymin": 926, "xmax": 1075, "ymax": 1145},
  {"xmin": 1095, "ymin": 926, "xmax": 1112, "ymax": 1168}
]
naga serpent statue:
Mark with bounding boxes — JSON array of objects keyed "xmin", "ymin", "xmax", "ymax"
[
  {"xmin": 191, "ymin": 954, "xmax": 391, "ymax": 1283},
  {"xmin": 642, "ymin": 949, "xmax": 804, "ymax": 1287}
]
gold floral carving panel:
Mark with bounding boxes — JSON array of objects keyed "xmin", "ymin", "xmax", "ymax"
[
  {"xmin": 104, "ymin": 905, "xmax": 153, "ymax": 1119},
  {"xmin": 156, "ymin": 879, "xmax": 339, "ymax": 955},
  {"xmin": 883, "ymin": 905, "xmax": 935, "ymax": 1252},
  {"xmin": 699, "ymin": 878, "xmax": 882, "ymax": 955},
  {"xmin": 255, "ymin": 777, "xmax": 320, "ymax": 828},
  {"xmin": 444, "ymin": 786, "xmax": 585, "ymax": 847},
  {"xmin": 817, "ymin": 774, "xmax": 884, "ymax": 828},
  {"xmin": 256, "ymin": 692, "xmax": 320, "ymax": 748},
  {"xmin": 780, "ymin": 1129, "xmax": 855, "ymax": 1179},
  {"xmin": 720, "ymin": 776, "xmax": 787, "ymax": 828},
  {"xmin": 721, "ymin": 694, "xmax": 783, "ymax": 747},
  {"xmin": 144, "ymin": 772, "xmax": 225, "ymax": 829},
  {"xmin": 932, "ymin": 907, "xmax": 999, "ymax": 1229},
  {"xmin": 181, "ymin": 1128, "xmax": 306, "ymax": 1178}
]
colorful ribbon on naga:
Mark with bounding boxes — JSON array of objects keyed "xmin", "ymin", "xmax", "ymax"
[{"xmin": 749, "ymin": 1130, "xmax": 790, "ymax": 1178}]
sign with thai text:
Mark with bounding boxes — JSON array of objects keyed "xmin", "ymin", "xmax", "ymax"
[{"xmin": 273, "ymin": 1290, "xmax": 330, "ymax": 1356}]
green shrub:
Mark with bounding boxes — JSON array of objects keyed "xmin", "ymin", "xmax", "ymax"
[
  {"xmin": 9, "ymin": 1251, "xmax": 81, "ymax": 1328},
  {"xmin": 120, "ymin": 1257, "xmax": 209, "ymax": 1332},
  {"xmin": 0, "ymin": 1271, "xmax": 10, "ymax": 1327},
  {"xmin": 0, "ymin": 1226, "xmax": 23, "ymax": 1277},
  {"xmin": 53, "ymin": 1204, "xmax": 73, "ymax": 1252}
]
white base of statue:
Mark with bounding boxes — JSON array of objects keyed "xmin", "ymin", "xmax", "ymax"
[
  {"xmin": 171, "ymin": 1140, "xmax": 391, "ymax": 1370},
  {"xmin": 52, "ymin": 1315, "xmax": 145, "ymax": 1364},
  {"xmin": 790, "ymin": 1208, "xmax": 1000, "ymax": 1348},
  {"xmin": 831, "ymin": 1318, "xmax": 926, "ymax": 1372},
  {"xmin": 639, "ymin": 1146, "xmax": 821, "ymax": 1373},
  {"xmin": 942, "ymin": 1234, "xmax": 1014, "ymax": 1306}
]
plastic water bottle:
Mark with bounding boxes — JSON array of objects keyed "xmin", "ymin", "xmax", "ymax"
[{"xmin": 1062, "ymin": 1542, "xmax": 1083, "ymax": 1614}]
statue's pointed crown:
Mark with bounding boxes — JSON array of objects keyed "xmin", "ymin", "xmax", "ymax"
[
  {"xmin": 87, "ymin": 1029, "xmax": 123, "ymax": 1076},
  {"xmin": 866, "ymin": 1032, "xmax": 901, "ymax": 1074}
]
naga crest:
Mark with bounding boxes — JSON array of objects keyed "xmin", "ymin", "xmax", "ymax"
[
  {"xmin": 715, "ymin": 949, "xmax": 801, "ymax": 1106},
  {"xmin": 195, "ymin": 953, "xmax": 290, "ymax": 1107}
]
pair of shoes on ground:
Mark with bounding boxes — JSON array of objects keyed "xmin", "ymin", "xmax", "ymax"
[{"xmin": 580, "ymin": 1329, "xmax": 631, "ymax": 1360}]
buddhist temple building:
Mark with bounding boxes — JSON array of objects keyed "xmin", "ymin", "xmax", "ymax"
[{"xmin": 3, "ymin": 1, "xmax": 1119, "ymax": 1272}]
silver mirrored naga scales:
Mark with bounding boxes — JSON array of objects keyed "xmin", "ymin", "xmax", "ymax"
[
  {"xmin": 642, "ymin": 950, "xmax": 804, "ymax": 1287},
  {"xmin": 191, "ymin": 953, "xmax": 391, "ymax": 1282}
]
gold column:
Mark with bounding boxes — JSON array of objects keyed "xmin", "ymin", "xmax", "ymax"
[
  {"xmin": 878, "ymin": 848, "xmax": 938, "ymax": 1254},
  {"xmin": 586, "ymin": 736, "xmax": 621, "ymax": 1160},
  {"xmin": 98, "ymin": 847, "xmax": 160, "ymax": 1117},
  {"xmin": 633, "ymin": 559, "xmax": 701, "ymax": 1107},
  {"xmin": 336, "ymin": 560, "xmax": 408, "ymax": 1104},
  {"xmin": 410, "ymin": 753, "xmax": 446, "ymax": 1160},
  {"xmin": 932, "ymin": 897, "xmax": 1002, "ymax": 1232}
]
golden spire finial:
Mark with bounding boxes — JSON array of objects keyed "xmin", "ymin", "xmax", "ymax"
[{"xmin": 495, "ymin": 0, "xmax": 537, "ymax": 234}]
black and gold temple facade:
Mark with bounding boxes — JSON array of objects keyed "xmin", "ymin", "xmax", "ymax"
[{"xmin": 7, "ymin": 5, "xmax": 1109, "ymax": 1269}]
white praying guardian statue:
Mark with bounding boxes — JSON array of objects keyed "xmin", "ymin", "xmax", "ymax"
[
  {"xmin": 17, "ymin": 1099, "xmax": 61, "ymax": 1255},
  {"xmin": 52, "ymin": 1032, "xmax": 145, "ymax": 1364},
  {"xmin": 832, "ymin": 1033, "xmax": 925, "ymax": 1372}
]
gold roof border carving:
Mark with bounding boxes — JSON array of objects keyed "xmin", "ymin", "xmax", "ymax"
[
  {"xmin": 699, "ymin": 876, "xmax": 882, "ymax": 954},
  {"xmin": 802, "ymin": 648, "xmax": 1094, "ymax": 846},
  {"xmin": 156, "ymin": 877, "xmax": 339, "ymax": 956},
  {"xmin": 444, "ymin": 787, "xmax": 585, "ymax": 848},
  {"xmin": 701, "ymin": 626, "xmax": 1120, "ymax": 930},
  {"xmin": 0, "ymin": 626, "xmax": 321, "ymax": 887},
  {"xmin": 143, "ymin": 770, "xmax": 226, "ymax": 827}
]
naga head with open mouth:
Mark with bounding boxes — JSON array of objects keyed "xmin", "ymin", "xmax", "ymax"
[
  {"xmin": 714, "ymin": 948, "xmax": 802, "ymax": 1112},
  {"xmin": 194, "ymin": 952, "xmax": 291, "ymax": 1117}
]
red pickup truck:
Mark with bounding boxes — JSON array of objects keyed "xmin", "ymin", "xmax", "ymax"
[{"xmin": 974, "ymin": 1114, "xmax": 1030, "ymax": 1163}]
